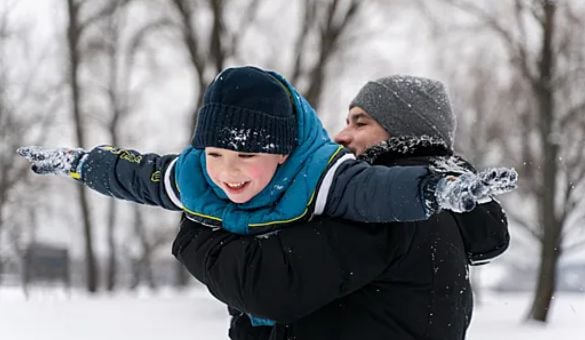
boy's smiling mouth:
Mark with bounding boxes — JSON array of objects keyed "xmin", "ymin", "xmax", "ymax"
[{"xmin": 223, "ymin": 181, "xmax": 250, "ymax": 193}]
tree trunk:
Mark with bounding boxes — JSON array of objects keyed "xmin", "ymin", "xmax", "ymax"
[
  {"xmin": 0, "ymin": 197, "xmax": 4, "ymax": 285},
  {"xmin": 530, "ymin": 231, "xmax": 561, "ymax": 321},
  {"xmin": 528, "ymin": 0, "xmax": 558, "ymax": 322},
  {"xmin": 0, "ymin": 164, "xmax": 11, "ymax": 285},
  {"xmin": 132, "ymin": 205, "xmax": 157, "ymax": 290},
  {"xmin": 175, "ymin": 259, "xmax": 190, "ymax": 287},
  {"xmin": 77, "ymin": 187, "xmax": 98, "ymax": 293},
  {"xmin": 67, "ymin": 0, "xmax": 98, "ymax": 293},
  {"xmin": 105, "ymin": 13, "xmax": 121, "ymax": 292},
  {"xmin": 106, "ymin": 198, "xmax": 117, "ymax": 291},
  {"xmin": 303, "ymin": 0, "xmax": 360, "ymax": 110}
]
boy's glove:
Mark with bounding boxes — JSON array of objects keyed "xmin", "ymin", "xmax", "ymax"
[
  {"xmin": 17, "ymin": 146, "xmax": 88, "ymax": 179},
  {"xmin": 477, "ymin": 167, "xmax": 518, "ymax": 197},
  {"xmin": 426, "ymin": 158, "xmax": 518, "ymax": 214}
]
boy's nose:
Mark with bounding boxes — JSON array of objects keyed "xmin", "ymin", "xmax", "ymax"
[{"xmin": 223, "ymin": 161, "xmax": 242, "ymax": 176}]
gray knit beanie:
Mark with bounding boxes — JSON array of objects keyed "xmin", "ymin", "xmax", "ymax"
[{"xmin": 350, "ymin": 75, "xmax": 456, "ymax": 149}]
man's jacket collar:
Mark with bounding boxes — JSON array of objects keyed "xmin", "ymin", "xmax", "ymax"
[{"xmin": 358, "ymin": 135, "xmax": 453, "ymax": 165}]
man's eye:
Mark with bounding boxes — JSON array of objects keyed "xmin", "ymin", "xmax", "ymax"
[{"xmin": 356, "ymin": 122, "xmax": 367, "ymax": 127}]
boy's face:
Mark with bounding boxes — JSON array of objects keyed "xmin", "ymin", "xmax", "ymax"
[
  {"xmin": 334, "ymin": 106, "xmax": 390, "ymax": 156},
  {"xmin": 205, "ymin": 147, "xmax": 288, "ymax": 204}
]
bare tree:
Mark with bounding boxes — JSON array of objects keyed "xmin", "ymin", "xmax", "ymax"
[
  {"xmin": 64, "ymin": 0, "xmax": 132, "ymax": 293},
  {"xmin": 423, "ymin": 0, "xmax": 585, "ymax": 322},
  {"xmin": 164, "ymin": 0, "xmax": 261, "ymax": 128},
  {"xmin": 290, "ymin": 0, "xmax": 362, "ymax": 109},
  {"xmin": 0, "ymin": 2, "xmax": 62, "ymax": 285},
  {"xmin": 80, "ymin": 0, "xmax": 182, "ymax": 291},
  {"xmin": 82, "ymin": 0, "xmax": 132, "ymax": 292},
  {"xmin": 127, "ymin": 205, "xmax": 171, "ymax": 290}
]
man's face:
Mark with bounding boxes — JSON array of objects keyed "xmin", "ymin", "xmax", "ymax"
[
  {"xmin": 334, "ymin": 106, "xmax": 390, "ymax": 155},
  {"xmin": 205, "ymin": 147, "xmax": 288, "ymax": 204}
]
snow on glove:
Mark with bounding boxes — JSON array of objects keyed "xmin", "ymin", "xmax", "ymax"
[
  {"xmin": 434, "ymin": 172, "xmax": 483, "ymax": 213},
  {"xmin": 17, "ymin": 146, "xmax": 88, "ymax": 179},
  {"xmin": 426, "ymin": 156, "xmax": 518, "ymax": 211},
  {"xmin": 430, "ymin": 167, "xmax": 518, "ymax": 213},
  {"xmin": 477, "ymin": 167, "xmax": 518, "ymax": 197}
]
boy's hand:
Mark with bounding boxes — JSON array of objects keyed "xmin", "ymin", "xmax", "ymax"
[
  {"xmin": 16, "ymin": 146, "xmax": 88, "ymax": 179},
  {"xmin": 433, "ymin": 167, "xmax": 518, "ymax": 213},
  {"xmin": 477, "ymin": 167, "xmax": 518, "ymax": 196}
]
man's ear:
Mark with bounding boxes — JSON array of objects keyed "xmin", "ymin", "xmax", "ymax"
[{"xmin": 278, "ymin": 154, "xmax": 288, "ymax": 165}]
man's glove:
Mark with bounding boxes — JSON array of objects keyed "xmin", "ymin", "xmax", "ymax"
[
  {"xmin": 426, "ymin": 158, "xmax": 518, "ymax": 214},
  {"xmin": 17, "ymin": 146, "xmax": 88, "ymax": 179}
]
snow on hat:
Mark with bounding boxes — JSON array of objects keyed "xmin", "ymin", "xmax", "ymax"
[
  {"xmin": 192, "ymin": 66, "xmax": 296, "ymax": 154},
  {"xmin": 350, "ymin": 75, "xmax": 456, "ymax": 149}
]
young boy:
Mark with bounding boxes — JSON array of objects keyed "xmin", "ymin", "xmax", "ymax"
[{"xmin": 17, "ymin": 66, "xmax": 516, "ymax": 236}]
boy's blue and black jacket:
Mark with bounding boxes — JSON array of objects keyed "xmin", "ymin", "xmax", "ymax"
[{"xmin": 79, "ymin": 71, "xmax": 433, "ymax": 237}]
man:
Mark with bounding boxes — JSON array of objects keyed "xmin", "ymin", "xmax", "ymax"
[{"xmin": 172, "ymin": 75, "xmax": 510, "ymax": 339}]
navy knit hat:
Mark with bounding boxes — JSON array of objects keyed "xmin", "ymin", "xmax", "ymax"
[
  {"xmin": 350, "ymin": 75, "xmax": 456, "ymax": 149},
  {"xmin": 192, "ymin": 66, "xmax": 297, "ymax": 154}
]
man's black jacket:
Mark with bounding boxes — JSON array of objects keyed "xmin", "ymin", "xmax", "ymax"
[{"xmin": 172, "ymin": 137, "xmax": 510, "ymax": 340}]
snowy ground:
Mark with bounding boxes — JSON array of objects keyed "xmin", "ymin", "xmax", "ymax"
[{"xmin": 1, "ymin": 286, "xmax": 583, "ymax": 340}]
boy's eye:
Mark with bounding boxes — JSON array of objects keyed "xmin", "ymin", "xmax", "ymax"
[
  {"xmin": 355, "ymin": 121, "xmax": 367, "ymax": 127},
  {"xmin": 238, "ymin": 154, "xmax": 256, "ymax": 159},
  {"xmin": 207, "ymin": 152, "xmax": 221, "ymax": 158}
]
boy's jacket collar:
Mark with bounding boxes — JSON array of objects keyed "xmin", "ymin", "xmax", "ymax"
[{"xmin": 358, "ymin": 135, "xmax": 453, "ymax": 165}]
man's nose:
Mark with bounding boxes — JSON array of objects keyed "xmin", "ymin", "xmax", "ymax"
[{"xmin": 334, "ymin": 129, "xmax": 351, "ymax": 146}]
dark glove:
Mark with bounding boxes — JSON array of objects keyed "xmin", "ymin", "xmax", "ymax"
[{"xmin": 17, "ymin": 146, "xmax": 88, "ymax": 179}]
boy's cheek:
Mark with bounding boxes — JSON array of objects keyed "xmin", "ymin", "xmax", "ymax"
[
  {"xmin": 245, "ymin": 165, "xmax": 263, "ymax": 180},
  {"xmin": 205, "ymin": 163, "xmax": 223, "ymax": 185},
  {"xmin": 247, "ymin": 162, "xmax": 279, "ymax": 184}
]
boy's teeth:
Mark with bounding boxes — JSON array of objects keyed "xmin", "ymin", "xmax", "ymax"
[{"xmin": 226, "ymin": 182, "xmax": 245, "ymax": 188}]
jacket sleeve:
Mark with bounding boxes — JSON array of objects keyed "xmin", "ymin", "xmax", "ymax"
[
  {"xmin": 80, "ymin": 146, "xmax": 182, "ymax": 211},
  {"xmin": 452, "ymin": 199, "xmax": 510, "ymax": 265},
  {"xmin": 172, "ymin": 216, "xmax": 410, "ymax": 323},
  {"xmin": 319, "ymin": 158, "xmax": 431, "ymax": 222}
]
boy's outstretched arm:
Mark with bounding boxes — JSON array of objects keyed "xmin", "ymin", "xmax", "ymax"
[
  {"xmin": 318, "ymin": 157, "xmax": 517, "ymax": 223},
  {"xmin": 17, "ymin": 146, "xmax": 182, "ymax": 211}
]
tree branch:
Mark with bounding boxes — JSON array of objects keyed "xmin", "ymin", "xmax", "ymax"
[
  {"xmin": 560, "ymin": 99, "xmax": 585, "ymax": 130},
  {"xmin": 79, "ymin": 0, "xmax": 134, "ymax": 37},
  {"xmin": 170, "ymin": 0, "xmax": 205, "ymax": 77},
  {"xmin": 563, "ymin": 236, "xmax": 585, "ymax": 254},
  {"xmin": 229, "ymin": 0, "xmax": 261, "ymax": 59},
  {"xmin": 505, "ymin": 208, "xmax": 543, "ymax": 243},
  {"xmin": 442, "ymin": 0, "xmax": 537, "ymax": 84},
  {"xmin": 209, "ymin": 0, "xmax": 226, "ymax": 73},
  {"xmin": 562, "ymin": 180, "xmax": 585, "ymax": 232},
  {"xmin": 304, "ymin": 0, "xmax": 361, "ymax": 108},
  {"xmin": 291, "ymin": 0, "xmax": 316, "ymax": 84}
]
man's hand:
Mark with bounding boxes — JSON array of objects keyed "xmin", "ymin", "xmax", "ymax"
[{"xmin": 17, "ymin": 146, "xmax": 87, "ymax": 179}]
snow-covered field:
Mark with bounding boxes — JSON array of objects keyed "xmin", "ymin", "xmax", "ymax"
[
  {"xmin": 467, "ymin": 292, "xmax": 584, "ymax": 340},
  {"xmin": 1, "ymin": 287, "xmax": 583, "ymax": 340}
]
